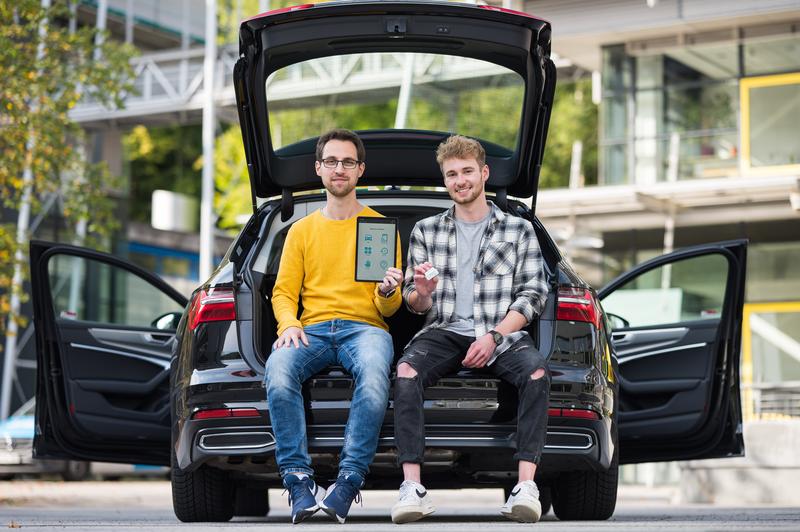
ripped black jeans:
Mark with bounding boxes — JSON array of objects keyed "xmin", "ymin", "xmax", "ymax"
[{"xmin": 393, "ymin": 328, "xmax": 550, "ymax": 465}]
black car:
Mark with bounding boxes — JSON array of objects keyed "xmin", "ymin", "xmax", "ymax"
[{"xmin": 30, "ymin": 1, "xmax": 747, "ymax": 523}]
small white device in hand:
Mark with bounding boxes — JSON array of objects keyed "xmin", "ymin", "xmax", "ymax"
[{"xmin": 424, "ymin": 267, "xmax": 439, "ymax": 280}]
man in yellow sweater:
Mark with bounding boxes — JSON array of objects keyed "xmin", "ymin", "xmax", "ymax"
[{"xmin": 266, "ymin": 128, "xmax": 403, "ymax": 524}]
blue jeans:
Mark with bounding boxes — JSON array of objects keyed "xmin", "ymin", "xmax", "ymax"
[{"xmin": 265, "ymin": 319, "xmax": 393, "ymax": 479}]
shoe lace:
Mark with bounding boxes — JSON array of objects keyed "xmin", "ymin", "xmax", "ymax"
[
  {"xmin": 283, "ymin": 479, "xmax": 312, "ymax": 505},
  {"xmin": 337, "ymin": 480, "xmax": 362, "ymax": 507}
]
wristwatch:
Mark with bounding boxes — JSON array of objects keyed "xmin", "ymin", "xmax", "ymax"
[
  {"xmin": 380, "ymin": 287, "xmax": 396, "ymax": 298},
  {"xmin": 488, "ymin": 329, "xmax": 503, "ymax": 345}
]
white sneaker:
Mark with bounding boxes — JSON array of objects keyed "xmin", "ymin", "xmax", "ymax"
[
  {"xmin": 391, "ymin": 480, "xmax": 436, "ymax": 524},
  {"xmin": 501, "ymin": 480, "xmax": 542, "ymax": 523}
]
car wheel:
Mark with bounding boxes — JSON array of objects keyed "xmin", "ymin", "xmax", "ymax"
[
  {"xmin": 234, "ymin": 486, "xmax": 270, "ymax": 517},
  {"xmin": 61, "ymin": 460, "xmax": 91, "ymax": 481},
  {"xmin": 171, "ymin": 451, "xmax": 234, "ymax": 522},
  {"xmin": 551, "ymin": 459, "xmax": 618, "ymax": 521},
  {"xmin": 539, "ymin": 486, "xmax": 552, "ymax": 516}
]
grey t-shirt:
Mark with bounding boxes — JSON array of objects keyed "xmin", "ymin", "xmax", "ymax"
[{"xmin": 442, "ymin": 213, "xmax": 491, "ymax": 337}]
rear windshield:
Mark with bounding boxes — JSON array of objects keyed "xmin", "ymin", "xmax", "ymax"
[{"xmin": 266, "ymin": 52, "xmax": 524, "ymax": 150}]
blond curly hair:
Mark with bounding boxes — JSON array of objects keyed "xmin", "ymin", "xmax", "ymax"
[{"xmin": 435, "ymin": 135, "xmax": 486, "ymax": 170}]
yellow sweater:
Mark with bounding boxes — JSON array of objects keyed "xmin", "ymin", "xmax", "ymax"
[{"xmin": 271, "ymin": 206, "xmax": 402, "ymax": 335}]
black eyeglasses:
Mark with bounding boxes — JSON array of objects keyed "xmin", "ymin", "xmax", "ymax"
[{"xmin": 319, "ymin": 158, "xmax": 362, "ymax": 169}]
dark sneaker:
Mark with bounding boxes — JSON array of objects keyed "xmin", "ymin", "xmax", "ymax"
[
  {"xmin": 283, "ymin": 474, "xmax": 324, "ymax": 524},
  {"xmin": 319, "ymin": 472, "xmax": 364, "ymax": 523}
]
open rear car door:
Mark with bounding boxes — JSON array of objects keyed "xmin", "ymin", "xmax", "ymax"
[
  {"xmin": 599, "ymin": 240, "xmax": 747, "ymax": 464},
  {"xmin": 31, "ymin": 241, "xmax": 187, "ymax": 466}
]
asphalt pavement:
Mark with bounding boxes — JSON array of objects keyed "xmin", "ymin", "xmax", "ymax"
[{"xmin": 1, "ymin": 481, "xmax": 799, "ymax": 531}]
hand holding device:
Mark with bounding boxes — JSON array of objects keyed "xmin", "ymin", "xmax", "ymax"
[{"xmin": 413, "ymin": 262, "xmax": 439, "ymax": 298}]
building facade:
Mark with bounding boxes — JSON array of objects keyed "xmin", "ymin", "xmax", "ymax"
[
  {"xmin": 524, "ymin": 0, "xmax": 800, "ymax": 497},
  {"xmin": 526, "ymin": 0, "xmax": 800, "ymax": 419}
]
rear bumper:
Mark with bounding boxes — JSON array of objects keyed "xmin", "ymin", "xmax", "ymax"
[{"xmin": 176, "ymin": 413, "xmax": 614, "ymax": 475}]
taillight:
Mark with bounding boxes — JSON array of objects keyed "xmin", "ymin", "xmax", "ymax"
[
  {"xmin": 547, "ymin": 407, "xmax": 600, "ymax": 420},
  {"xmin": 556, "ymin": 286, "xmax": 601, "ymax": 328},
  {"xmin": 192, "ymin": 407, "xmax": 260, "ymax": 420},
  {"xmin": 188, "ymin": 288, "xmax": 236, "ymax": 331}
]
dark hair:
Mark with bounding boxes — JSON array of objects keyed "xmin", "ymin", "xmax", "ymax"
[{"xmin": 315, "ymin": 128, "xmax": 366, "ymax": 162}]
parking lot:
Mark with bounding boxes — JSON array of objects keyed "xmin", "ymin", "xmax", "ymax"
[{"xmin": 2, "ymin": 480, "xmax": 800, "ymax": 531}]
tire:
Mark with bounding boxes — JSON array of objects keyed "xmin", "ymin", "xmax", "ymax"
[
  {"xmin": 234, "ymin": 487, "xmax": 270, "ymax": 517},
  {"xmin": 539, "ymin": 486, "xmax": 552, "ymax": 516},
  {"xmin": 551, "ymin": 460, "xmax": 618, "ymax": 521},
  {"xmin": 171, "ymin": 454, "xmax": 235, "ymax": 522},
  {"xmin": 61, "ymin": 460, "xmax": 91, "ymax": 481}
]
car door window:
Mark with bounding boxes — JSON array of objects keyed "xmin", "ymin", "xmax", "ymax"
[
  {"xmin": 47, "ymin": 254, "xmax": 184, "ymax": 328},
  {"xmin": 602, "ymin": 253, "xmax": 728, "ymax": 328}
]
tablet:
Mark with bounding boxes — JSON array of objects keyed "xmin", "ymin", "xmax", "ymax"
[{"xmin": 355, "ymin": 217, "xmax": 398, "ymax": 282}]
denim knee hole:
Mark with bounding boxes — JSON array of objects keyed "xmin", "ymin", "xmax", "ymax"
[{"xmin": 530, "ymin": 368, "xmax": 546, "ymax": 380}]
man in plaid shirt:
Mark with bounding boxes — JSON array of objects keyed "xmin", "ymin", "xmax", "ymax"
[{"xmin": 391, "ymin": 135, "xmax": 550, "ymax": 525}]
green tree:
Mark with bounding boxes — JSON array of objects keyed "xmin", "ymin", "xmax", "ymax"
[
  {"xmin": 539, "ymin": 78, "xmax": 598, "ymax": 188},
  {"xmin": 127, "ymin": 1, "xmax": 339, "ymax": 230},
  {"xmin": 210, "ymin": 78, "xmax": 599, "ymax": 229},
  {"xmin": 0, "ymin": 1, "xmax": 135, "ymax": 350},
  {"xmin": 212, "ymin": 125, "xmax": 252, "ymax": 231},
  {"xmin": 218, "ymin": 0, "xmax": 338, "ymax": 44},
  {"xmin": 212, "ymin": 101, "xmax": 400, "ymax": 230},
  {"xmin": 123, "ymin": 124, "xmax": 203, "ymax": 224}
]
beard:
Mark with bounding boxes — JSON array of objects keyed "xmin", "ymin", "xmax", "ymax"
[
  {"xmin": 449, "ymin": 181, "xmax": 483, "ymax": 205},
  {"xmin": 324, "ymin": 178, "xmax": 356, "ymax": 197}
]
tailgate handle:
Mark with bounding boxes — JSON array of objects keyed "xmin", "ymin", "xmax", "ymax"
[{"xmin": 386, "ymin": 18, "xmax": 406, "ymax": 35}]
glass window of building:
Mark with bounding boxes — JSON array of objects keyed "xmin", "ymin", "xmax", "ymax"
[
  {"xmin": 599, "ymin": 23, "xmax": 800, "ymax": 185},
  {"xmin": 741, "ymin": 73, "xmax": 800, "ymax": 174}
]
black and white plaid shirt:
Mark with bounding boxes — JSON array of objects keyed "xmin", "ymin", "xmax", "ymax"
[{"xmin": 402, "ymin": 201, "xmax": 548, "ymax": 362}]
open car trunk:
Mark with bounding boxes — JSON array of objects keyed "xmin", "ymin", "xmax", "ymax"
[
  {"xmin": 234, "ymin": 1, "xmax": 556, "ymax": 214},
  {"xmin": 244, "ymin": 191, "xmax": 555, "ymax": 386}
]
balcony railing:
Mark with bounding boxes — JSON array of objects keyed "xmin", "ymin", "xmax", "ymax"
[{"xmin": 71, "ymin": 45, "xmax": 565, "ymax": 126}]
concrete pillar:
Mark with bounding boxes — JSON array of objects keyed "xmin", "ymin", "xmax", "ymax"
[
  {"xmin": 125, "ymin": 0, "xmax": 134, "ymax": 44},
  {"xmin": 94, "ymin": 0, "xmax": 107, "ymax": 61},
  {"xmin": 199, "ymin": 0, "xmax": 217, "ymax": 282},
  {"xmin": 633, "ymin": 56, "xmax": 663, "ymax": 185}
]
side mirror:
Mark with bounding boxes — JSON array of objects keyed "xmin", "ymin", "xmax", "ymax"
[
  {"xmin": 152, "ymin": 311, "xmax": 182, "ymax": 330},
  {"xmin": 606, "ymin": 312, "xmax": 630, "ymax": 330}
]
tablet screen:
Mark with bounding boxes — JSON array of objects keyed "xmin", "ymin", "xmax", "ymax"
[{"xmin": 355, "ymin": 217, "xmax": 398, "ymax": 282}]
